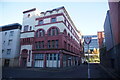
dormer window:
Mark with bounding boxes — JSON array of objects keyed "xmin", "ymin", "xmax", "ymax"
[
  {"xmin": 39, "ymin": 20, "xmax": 43, "ymax": 25},
  {"xmin": 51, "ymin": 18, "xmax": 56, "ymax": 22}
]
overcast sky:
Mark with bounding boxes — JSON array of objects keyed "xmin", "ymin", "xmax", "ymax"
[{"xmin": 0, "ymin": 0, "xmax": 109, "ymax": 35}]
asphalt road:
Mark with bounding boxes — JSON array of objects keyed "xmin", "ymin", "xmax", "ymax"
[{"xmin": 2, "ymin": 63, "xmax": 113, "ymax": 79}]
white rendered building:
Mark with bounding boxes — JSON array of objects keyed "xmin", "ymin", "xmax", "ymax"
[{"xmin": 0, "ymin": 23, "xmax": 22, "ymax": 67}]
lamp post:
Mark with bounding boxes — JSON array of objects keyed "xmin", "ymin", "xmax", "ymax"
[{"xmin": 84, "ymin": 36, "xmax": 91, "ymax": 79}]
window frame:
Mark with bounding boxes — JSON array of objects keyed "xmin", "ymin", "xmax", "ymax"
[
  {"xmin": 10, "ymin": 31, "xmax": 14, "ymax": 36},
  {"xmin": 39, "ymin": 20, "xmax": 43, "ymax": 25},
  {"xmin": 51, "ymin": 17, "xmax": 56, "ymax": 23},
  {"xmin": 24, "ymin": 25, "xmax": 29, "ymax": 32},
  {"xmin": 7, "ymin": 49, "xmax": 11, "ymax": 55},
  {"xmin": 8, "ymin": 39, "xmax": 12, "ymax": 45}
]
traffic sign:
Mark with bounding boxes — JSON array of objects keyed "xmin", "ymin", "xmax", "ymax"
[{"xmin": 84, "ymin": 37, "xmax": 91, "ymax": 44}]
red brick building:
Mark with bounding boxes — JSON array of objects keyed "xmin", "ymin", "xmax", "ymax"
[
  {"xmin": 97, "ymin": 31, "xmax": 104, "ymax": 49},
  {"xmin": 19, "ymin": 7, "xmax": 82, "ymax": 68},
  {"xmin": 108, "ymin": 1, "xmax": 120, "ymax": 74}
]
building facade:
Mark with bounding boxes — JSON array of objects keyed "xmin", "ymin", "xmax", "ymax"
[
  {"xmin": 83, "ymin": 35, "xmax": 99, "ymax": 53},
  {"xmin": 97, "ymin": 31, "xmax": 105, "ymax": 65},
  {"xmin": 108, "ymin": 1, "xmax": 120, "ymax": 74},
  {"xmin": 83, "ymin": 35, "xmax": 100, "ymax": 63},
  {"xmin": 19, "ymin": 7, "xmax": 82, "ymax": 68},
  {"xmin": 101, "ymin": 1, "xmax": 120, "ymax": 75},
  {"xmin": 0, "ymin": 23, "xmax": 22, "ymax": 67},
  {"xmin": 97, "ymin": 31, "xmax": 105, "ymax": 49}
]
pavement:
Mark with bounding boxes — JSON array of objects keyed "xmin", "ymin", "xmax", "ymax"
[
  {"xmin": 2, "ymin": 63, "xmax": 117, "ymax": 79},
  {"xmin": 99, "ymin": 64, "xmax": 120, "ymax": 79}
]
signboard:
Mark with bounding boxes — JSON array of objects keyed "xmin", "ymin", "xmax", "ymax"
[{"xmin": 84, "ymin": 37, "xmax": 91, "ymax": 44}]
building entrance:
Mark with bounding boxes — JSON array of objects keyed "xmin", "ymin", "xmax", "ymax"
[{"xmin": 4, "ymin": 59, "xmax": 10, "ymax": 67}]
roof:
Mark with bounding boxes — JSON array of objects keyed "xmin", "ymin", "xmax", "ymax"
[
  {"xmin": 40, "ymin": 6, "xmax": 64, "ymax": 14},
  {"xmin": 40, "ymin": 6, "xmax": 80, "ymax": 33},
  {"xmin": 23, "ymin": 8, "xmax": 36, "ymax": 14},
  {"xmin": 0, "ymin": 23, "xmax": 22, "ymax": 31}
]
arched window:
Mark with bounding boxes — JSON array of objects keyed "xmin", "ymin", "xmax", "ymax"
[
  {"xmin": 36, "ymin": 29, "xmax": 45, "ymax": 37},
  {"xmin": 39, "ymin": 30, "xmax": 45, "ymax": 37},
  {"xmin": 22, "ymin": 49, "xmax": 28, "ymax": 54},
  {"xmin": 21, "ymin": 49, "xmax": 28, "ymax": 58},
  {"xmin": 36, "ymin": 31, "xmax": 39, "ymax": 37},
  {"xmin": 48, "ymin": 27, "xmax": 59, "ymax": 36}
]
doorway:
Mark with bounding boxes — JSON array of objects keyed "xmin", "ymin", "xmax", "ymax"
[
  {"xmin": 4, "ymin": 59, "xmax": 10, "ymax": 67},
  {"xmin": 22, "ymin": 58, "xmax": 27, "ymax": 67}
]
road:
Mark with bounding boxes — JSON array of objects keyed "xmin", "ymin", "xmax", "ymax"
[{"xmin": 2, "ymin": 63, "xmax": 113, "ymax": 79}]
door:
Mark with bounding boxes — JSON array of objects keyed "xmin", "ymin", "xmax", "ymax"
[
  {"xmin": 4, "ymin": 59, "xmax": 10, "ymax": 67},
  {"xmin": 22, "ymin": 58, "xmax": 27, "ymax": 67}
]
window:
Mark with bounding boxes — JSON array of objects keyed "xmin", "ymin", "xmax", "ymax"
[
  {"xmin": 28, "ymin": 14, "xmax": 30, "ymax": 18},
  {"xmin": 24, "ymin": 25, "xmax": 29, "ymax": 32},
  {"xmin": 41, "ymin": 41, "xmax": 44, "ymax": 48},
  {"xmin": 55, "ymin": 40, "xmax": 59, "ymax": 48},
  {"xmin": 36, "ymin": 30, "xmax": 45, "ymax": 37},
  {"xmin": 35, "ymin": 41, "xmax": 44, "ymax": 49},
  {"xmin": 2, "ymin": 50, "xmax": 4, "ymax": 54},
  {"xmin": 52, "ymin": 29, "xmax": 55, "ymax": 36},
  {"xmin": 50, "ymin": 54, "xmax": 52, "ymax": 60},
  {"xmin": 52, "ymin": 40, "xmax": 55, "ymax": 48},
  {"xmin": 22, "ymin": 49, "xmax": 28, "ymax": 53},
  {"xmin": 34, "ymin": 54, "xmax": 44, "ymax": 60},
  {"xmin": 36, "ymin": 32, "xmax": 39, "ymax": 37},
  {"xmin": 51, "ymin": 18, "xmax": 56, "ymax": 22},
  {"xmin": 35, "ymin": 42, "xmax": 39, "ymax": 49},
  {"xmin": 68, "ymin": 33, "xmax": 70, "ymax": 40},
  {"xmin": 3, "ymin": 41, "xmax": 5, "ymax": 45},
  {"xmin": 30, "ymin": 26, "xmax": 32, "ymax": 30},
  {"xmin": 38, "ymin": 42, "xmax": 41, "ymax": 49},
  {"xmin": 39, "ymin": 20, "xmax": 43, "ymax": 25},
  {"xmin": 54, "ymin": 54, "xmax": 56, "ymax": 60},
  {"xmin": 28, "ymin": 38, "xmax": 30, "ymax": 44},
  {"xmin": 48, "ymin": 28, "xmax": 59, "ymax": 36},
  {"xmin": 71, "ymin": 28, "xmax": 73, "ymax": 32},
  {"xmin": 7, "ymin": 49, "xmax": 11, "ymax": 55},
  {"xmin": 64, "ymin": 29, "xmax": 67, "ymax": 36},
  {"xmin": 68, "ymin": 44, "xmax": 70, "ymax": 50},
  {"xmin": 8, "ymin": 40, "xmax": 12, "ymax": 45},
  {"xmin": 5, "ymin": 32, "xmax": 7, "ymax": 35},
  {"xmin": 48, "ymin": 40, "xmax": 51, "ymax": 48},
  {"xmin": 10, "ymin": 31, "xmax": 14, "ymax": 36},
  {"xmin": 47, "ymin": 54, "xmax": 49, "ymax": 60},
  {"xmin": 39, "ymin": 30, "xmax": 45, "ymax": 37},
  {"xmin": 69, "ymin": 26, "xmax": 71, "ymax": 30}
]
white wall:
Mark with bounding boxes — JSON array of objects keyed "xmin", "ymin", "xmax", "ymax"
[
  {"xmin": 21, "ymin": 32, "xmax": 34, "ymax": 38},
  {"xmin": 2, "ymin": 29, "xmax": 21, "ymax": 59},
  {"xmin": 20, "ymin": 45, "xmax": 32, "ymax": 67},
  {"xmin": 22, "ymin": 9, "xmax": 40, "ymax": 32}
]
